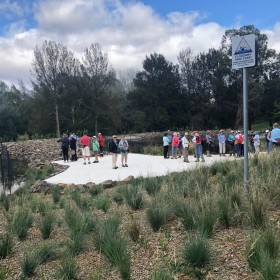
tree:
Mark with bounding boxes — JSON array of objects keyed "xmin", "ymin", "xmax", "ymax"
[
  {"xmin": 81, "ymin": 43, "xmax": 116, "ymax": 135},
  {"xmin": 128, "ymin": 53, "xmax": 184, "ymax": 131},
  {"xmin": 31, "ymin": 40, "xmax": 77, "ymax": 137}
]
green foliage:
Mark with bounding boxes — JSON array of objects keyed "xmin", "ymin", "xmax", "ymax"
[
  {"xmin": 173, "ymin": 199, "xmax": 195, "ymax": 231},
  {"xmin": 37, "ymin": 212, "xmax": 55, "ymax": 239},
  {"xmin": 0, "ymin": 193, "xmax": 10, "ymax": 212},
  {"xmin": 36, "ymin": 244, "xmax": 58, "ymax": 264},
  {"xmin": 57, "ymin": 255, "xmax": 78, "ymax": 280},
  {"xmin": 71, "ymin": 190, "xmax": 91, "ymax": 211},
  {"xmin": 21, "ymin": 251, "xmax": 39, "ymax": 278},
  {"xmin": 94, "ymin": 195, "xmax": 111, "ymax": 212},
  {"xmin": 121, "ymin": 184, "xmax": 145, "ymax": 210},
  {"xmin": 183, "ymin": 234, "xmax": 211, "ymax": 269},
  {"xmin": 0, "ymin": 233, "xmax": 13, "ymax": 259},
  {"xmin": 88, "ymin": 185, "xmax": 104, "ymax": 197},
  {"xmin": 12, "ymin": 208, "xmax": 33, "ymax": 240},
  {"xmin": 0, "ymin": 263, "xmax": 10, "ymax": 280},
  {"xmin": 51, "ymin": 187, "xmax": 61, "ymax": 204},
  {"xmin": 146, "ymin": 196, "xmax": 172, "ymax": 232},
  {"xmin": 144, "ymin": 177, "xmax": 162, "ymax": 195},
  {"xmin": 151, "ymin": 268, "xmax": 173, "ymax": 280},
  {"xmin": 250, "ymin": 193, "xmax": 267, "ymax": 229},
  {"xmin": 127, "ymin": 220, "xmax": 140, "ymax": 242}
]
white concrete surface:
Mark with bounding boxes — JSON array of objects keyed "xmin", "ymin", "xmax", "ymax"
[{"xmin": 45, "ymin": 153, "xmax": 234, "ymax": 185}]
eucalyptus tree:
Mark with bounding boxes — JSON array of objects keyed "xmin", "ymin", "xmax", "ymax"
[
  {"xmin": 81, "ymin": 43, "xmax": 116, "ymax": 135},
  {"xmin": 31, "ymin": 40, "xmax": 77, "ymax": 137},
  {"xmin": 127, "ymin": 53, "xmax": 184, "ymax": 131}
]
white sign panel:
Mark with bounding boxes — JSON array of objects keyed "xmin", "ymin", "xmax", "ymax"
[{"xmin": 232, "ymin": 34, "xmax": 256, "ymax": 69}]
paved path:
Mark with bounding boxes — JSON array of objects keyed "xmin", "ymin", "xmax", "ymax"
[{"xmin": 45, "ymin": 153, "xmax": 235, "ymax": 185}]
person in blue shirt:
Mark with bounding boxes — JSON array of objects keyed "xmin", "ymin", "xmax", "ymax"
[
  {"xmin": 218, "ymin": 129, "xmax": 226, "ymax": 156},
  {"xmin": 253, "ymin": 131, "xmax": 260, "ymax": 153},
  {"xmin": 271, "ymin": 123, "xmax": 280, "ymax": 148},
  {"xmin": 163, "ymin": 132, "xmax": 169, "ymax": 158},
  {"xmin": 205, "ymin": 130, "xmax": 213, "ymax": 157},
  {"xmin": 227, "ymin": 130, "xmax": 235, "ymax": 156}
]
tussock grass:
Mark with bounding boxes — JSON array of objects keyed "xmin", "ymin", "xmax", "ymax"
[
  {"xmin": 94, "ymin": 194, "xmax": 111, "ymax": 212},
  {"xmin": 121, "ymin": 184, "xmax": 145, "ymax": 210},
  {"xmin": 37, "ymin": 211, "xmax": 55, "ymax": 239},
  {"xmin": 57, "ymin": 255, "xmax": 78, "ymax": 280},
  {"xmin": 0, "ymin": 233, "xmax": 13, "ymax": 259},
  {"xmin": 12, "ymin": 207, "xmax": 33, "ymax": 240}
]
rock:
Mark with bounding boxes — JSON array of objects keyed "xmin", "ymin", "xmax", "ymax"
[
  {"xmin": 122, "ymin": 175, "xmax": 135, "ymax": 184},
  {"xmin": 64, "ymin": 183, "xmax": 76, "ymax": 192},
  {"xmin": 85, "ymin": 182, "xmax": 95, "ymax": 189},
  {"xmin": 102, "ymin": 180, "xmax": 117, "ymax": 188}
]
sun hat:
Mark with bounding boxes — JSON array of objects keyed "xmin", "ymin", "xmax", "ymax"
[
  {"xmin": 194, "ymin": 132, "xmax": 199, "ymax": 137},
  {"xmin": 113, "ymin": 135, "xmax": 116, "ymax": 138},
  {"xmin": 265, "ymin": 130, "xmax": 269, "ymax": 133},
  {"xmin": 185, "ymin": 132, "xmax": 189, "ymax": 136},
  {"xmin": 93, "ymin": 136, "xmax": 96, "ymax": 138}
]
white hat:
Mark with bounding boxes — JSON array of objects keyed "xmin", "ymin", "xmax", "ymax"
[{"xmin": 265, "ymin": 130, "xmax": 269, "ymax": 133}]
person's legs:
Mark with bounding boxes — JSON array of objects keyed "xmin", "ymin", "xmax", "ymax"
[
  {"xmin": 121, "ymin": 152, "xmax": 125, "ymax": 166},
  {"xmin": 222, "ymin": 143, "xmax": 226, "ymax": 155},
  {"xmin": 195, "ymin": 145, "xmax": 200, "ymax": 162},
  {"xmin": 112, "ymin": 153, "xmax": 118, "ymax": 168},
  {"xmin": 124, "ymin": 152, "xmax": 128, "ymax": 166},
  {"xmin": 219, "ymin": 142, "xmax": 222, "ymax": 156},
  {"xmin": 183, "ymin": 148, "xmax": 189, "ymax": 162},
  {"xmin": 164, "ymin": 145, "xmax": 168, "ymax": 158}
]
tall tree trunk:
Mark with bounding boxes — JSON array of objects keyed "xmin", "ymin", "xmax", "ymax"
[{"xmin": 55, "ymin": 104, "xmax": 60, "ymax": 137}]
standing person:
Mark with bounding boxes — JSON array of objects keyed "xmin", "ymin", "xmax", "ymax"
[
  {"xmin": 182, "ymin": 132, "xmax": 190, "ymax": 163},
  {"xmin": 218, "ymin": 129, "xmax": 226, "ymax": 156},
  {"xmin": 119, "ymin": 136, "xmax": 129, "ymax": 167},
  {"xmin": 92, "ymin": 136, "xmax": 100, "ymax": 163},
  {"xmin": 177, "ymin": 132, "xmax": 183, "ymax": 158},
  {"xmin": 58, "ymin": 134, "xmax": 70, "ymax": 162},
  {"xmin": 271, "ymin": 123, "xmax": 280, "ymax": 148},
  {"xmin": 109, "ymin": 135, "xmax": 119, "ymax": 169},
  {"xmin": 192, "ymin": 131, "xmax": 198, "ymax": 158},
  {"xmin": 163, "ymin": 132, "xmax": 169, "ymax": 159},
  {"xmin": 253, "ymin": 131, "xmax": 261, "ymax": 154},
  {"xmin": 195, "ymin": 132, "xmax": 205, "ymax": 162},
  {"xmin": 249, "ymin": 131, "xmax": 255, "ymax": 153},
  {"xmin": 98, "ymin": 133, "xmax": 104, "ymax": 156},
  {"xmin": 167, "ymin": 130, "xmax": 173, "ymax": 157},
  {"xmin": 171, "ymin": 132, "xmax": 179, "ymax": 159},
  {"xmin": 80, "ymin": 132, "xmax": 91, "ymax": 165},
  {"xmin": 205, "ymin": 130, "xmax": 213, "ymax": 157},
  {"xmin": 227, "ymin": 130, "xmax": 235, "ymax": 156},
  {"xmin": 69, "ymin": 132, "xmax": 78, "ymax": 161},
  {"xmin": 265, "ymin": 129, "xmax": 272, "ymax": 153}
]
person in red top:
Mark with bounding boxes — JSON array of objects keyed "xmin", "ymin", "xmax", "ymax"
[
  {"xmin": 98, "ymin": 132, "xmax": 104, "ymax": 156},
  {"xmin": 195, "ymin": 132, "xmax": 205, "ymax": 162},
  {"xmin": 80, "ymin": 132, "xmax": 91, "ymax": 165},
  {"xmin": 171, "ymin": 132, "xmax": 179, "ymax": 159}
]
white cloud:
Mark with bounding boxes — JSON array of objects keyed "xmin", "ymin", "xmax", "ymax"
[{"xmin": 1, "ymin": 0, "xmax": 280, "ymax": 87}]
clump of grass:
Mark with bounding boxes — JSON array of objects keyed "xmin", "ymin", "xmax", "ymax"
[
  {"xmin": 127, "ymin": 220, "xmax": 140, "ymax": 242},
  {"xmin": 121, "ymin": 184, "xmax": 145, "ymax": 210},
  {"xmin": 51, "ymin": 187, "xmax": 61, "ymax": 204},
  {"xmin": 143, "ymin": 177, "xmax": 161, "ymax": 196},
  {"xmin": 173, "ymin": 199, "xmax": 195, "ymax": 231},
  {"xmin": 71, "ymin": 190, "xmax": 91, "ymax": 211},
  {"xmin": 112, "ymin": 191, "xmax": 124, "ymax": 205},
  {"xmin": 0, "ymin": 193, "xmax": 10, "ymax": 212},
  {"xmin": 57, "ymin": 255, "xmax": 78, "ymax": 280},
  {"xmin": 0, "ymin": 263, "xmax": 10, "ymax": 279},
  {"xmin": 0, "ymin": 233, "xmax": 13, "ymax": 259},
  {"xmin": 12, "ymin": 208, "xmax": 33, "ymax": 240},
  {"xmin": 151, "ymin": 268, "xmax": 173, "ymax": 280},
  {"xmin": 95, "ymin": 215, "xmax": 130, "ymax": 280},
  {"xmin": 88, "ymin": 185, "xmax": 104, "ymax": 197},
  {"xmin": 146, "ymin": 196, "xmax": 172, "ymax": 232},
  {"xmin": 247, "ymin": 229, "xmax": 280, "ymax": 277},
  {"xmin": 250, "ymin": 193, "xmax": 267, "ymax": 229},
  {"xmin": 95, "ymin": 195, "xmax": 111, "ymax": 213},
  {"xmin": 218, "ymin": 195, "xmax": 231, "ymax": 228},
  {"xmin": 36, "ymin": 244, "xmax": 58, "ymax": 264},
  {"xmin": 37, "ymin": 211, "xmax": 55, "ymax": 239},
  {"xmin": 183, "ymin": 234, "xmax": 211, "ymax": 270},
  {"xmin": 67, "ymin": 231, "xmax": 86, "ymax": 256},
  {"xmin": 21, "ymin": 251, "xmax": 39, "ymax": 278}
]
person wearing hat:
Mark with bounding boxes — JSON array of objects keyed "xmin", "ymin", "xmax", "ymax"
[
  {"xmin": 182, "ymin": 132, "xmax": 190, "ymax": 163},
  {"xmin": 171, "ymin": 132, "xmax": 179, "ymax": 159},
  {"xmin": 205, "ymin": 130, "xmax": 213, "ymax": 157},
  {"xmin": 227, "ymin": 130, "xmax": 235, "ymax": 156},
  {"xmin": 108, "ymin": 135, "xmax": 119, "ymax": 169},
  {"xmin": 119, "ymin": 136, "xmax": 129, "ymax": 167},
  {"xmin": 271, "ymin": 123, "xmax": 280, "ymax": 148},
  {"xmin": 92, "ymin": 136, "xmax": 100, "ymax": 163},
  {"xmin": 218, "ymin": 129, "xmax": 226, "ymax": 156},
  {"xmin": 57, "ymin": 133, "xmax": 70, "ymax": 162},
  {"xmin": 265, "ymin": 129, "xmax": 272, "ymax": 153},
  {"xmin": 194, "ymin": 132, "xmax": 205, "ymax": 162}
]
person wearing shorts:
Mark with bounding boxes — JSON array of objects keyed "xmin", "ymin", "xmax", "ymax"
[
  {"xmin": 92, "ymin": 136, "xmax": 100, "ymax": 163},
  {"xmin": 80, "ymin": 132, "xmax": 91, "ymax": 165}
]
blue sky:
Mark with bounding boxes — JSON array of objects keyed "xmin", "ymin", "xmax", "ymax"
[{"xmin": 1, "ymin": 0, "xmax": 280, "ymax": 86}]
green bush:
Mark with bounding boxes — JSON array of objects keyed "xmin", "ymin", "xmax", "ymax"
[
  {"xmin": 21, "ymin": 251, "xmax": 39, "ymax": 278},
  {"xmin": 95, "ymin": 195, "xmax": 111, "ymax": 212},
  {"xmin": 88, "ymin": 185, "xmax": 104, "ymax": 197},
  {"xmin": 0, "ymin": 233, "xmax": 13, "ymax": 259},
  {"xmin": 57, "ymin": 255, "xmax": 78, "ymax": 280},
  {"xmin": 183, "ymin": 235, "xmax": 211, "ymax": 269},
  {"xmin": 250, "ymin": 193, "xmax": 267, "ymax": 229},
  {"xmin": 127, "ymin": 220, "xmax": 140, "ymax": 242},
  {"xmin": 0, "ymin": 193, "xmax": 10, "ymax": 212},
  {"xmin": 122, "ymin": 185, "xmax": 145, "ymax": 210},
  {"xmin": 51, "ymin": 187, "xmax": 61, "ymax": 204},
  {"xmin": 173, "ymin": 199, "xmax": 195, "ymax": 231},
  {"xmin": 144, "ymin": 177, "xmax": 162, "ymax": 196},
  {"xmin": 38, "ymin": 212, "xmax": 55, "ymax": 239},
  {"xmin": 12, "ymin": 208, "xmax": 33, "ymax": 240},
  {"xmin": 36, "ymin": 244, "xmax": 58, "ymax": 264}
]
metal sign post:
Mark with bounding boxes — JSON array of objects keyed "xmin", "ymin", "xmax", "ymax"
[{"xmin": 232, "ymin": 34, "xmax": 257, "ymax": 192}]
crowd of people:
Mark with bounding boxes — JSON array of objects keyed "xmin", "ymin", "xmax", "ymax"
[
  {"xmin": 162, "ymin": 123, "xmax": 280, "ymax": 162},
  {"xmin": 57, "ymin": 132, "xmax": 129, "ymax": 169}
]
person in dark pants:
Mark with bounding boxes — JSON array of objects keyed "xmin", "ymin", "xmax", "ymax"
[
  {"xmin": 163, "ymin": 132, "xmax": 169, "ymax": 158},
  {"xmin": 58, "ymin": 134, "xmax": 70, "ymax": 162},
  {"xmin": 69, "ymin": 132, "xmax": 78, "ymax": 161}
]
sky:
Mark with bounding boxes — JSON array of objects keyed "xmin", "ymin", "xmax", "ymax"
[{"xmin": 1, "ymin": 0, "xmax": 280, "ymax": 87}]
